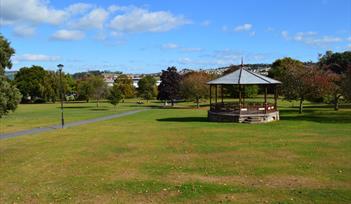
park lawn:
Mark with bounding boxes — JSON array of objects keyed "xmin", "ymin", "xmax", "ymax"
[
  {"xmin": 0, "ymin": 104, "xmax": 350, "ymax": 203},
  {"xmin": 0, "ymin": 100, "xmax": 145, "ymax": 134}
]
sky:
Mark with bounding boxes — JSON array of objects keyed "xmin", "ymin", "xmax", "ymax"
[{"xmin": 1, "ymin": 0, "xmax": 350, "ymax": 74}]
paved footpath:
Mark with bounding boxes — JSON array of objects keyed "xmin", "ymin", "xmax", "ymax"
[{"xmin": 0, "ymin": 109, "xmax": 148, "ymax": 140}]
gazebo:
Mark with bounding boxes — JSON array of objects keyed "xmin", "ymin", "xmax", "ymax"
[{"xmin": 207, "ymin": 66, "xmax": 281, "ymax": 123}]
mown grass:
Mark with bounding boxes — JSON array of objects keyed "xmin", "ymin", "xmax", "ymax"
[
  {"xmin": 0, "ymin": 101, "xmax": 350, "ymax": 203},
  {"xmin": 0, "ymin": 100, "xmax": 145, "ymax": 134}
]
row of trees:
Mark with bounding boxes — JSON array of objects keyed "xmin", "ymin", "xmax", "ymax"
[{"xmin": 269, "ymin": 51, "xmax": 351, "ymax": 113}]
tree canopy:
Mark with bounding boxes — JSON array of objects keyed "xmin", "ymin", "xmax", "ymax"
[
  {"xmin": 157, "ymin": 67, "xmax": 182, "ymax": 106},
  {"xmin": 137, "ymin": 76, "xmax": 157, "ymax": 102},
  {"xmin": 180, "ymin": 72, "xmax": 210, "ymax": 108},
  {"xmin": 108, "ymin": 84, "xmax": 123, "ymax": 108},
  {"xmin": 0, "ymin": 35, "xmax": 15, "ymax": 75},
  {"xmin": 114, "ymin": 74, "xmax": 135, "ymax": 98},
  {"xmin": 271, "ymin": 58, "xmax": 334, "ymax": 113}
]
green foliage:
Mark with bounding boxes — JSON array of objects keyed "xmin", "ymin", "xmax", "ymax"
[
  {"xmin": 14, "ymin": 66, "xmax": 47, "ymax": 102},
  {"xmin": 269, "ymin": 57, "xmax": 304, "ymax": 79},
  {"xmin": 319, "ymin": 50, "xmax": 351, "ymax": 74},
  {"xmin": 180, "ymin": 72, "xmax": 210, "ymax": 108},
  {"xmin": 108, "ymin": 84, "xmax": 123, "ymax": 108},
  {"xmin": 77, "ymin": 77, "xmax": 94, "ymax": 102},
  {"xmin": 0, "ymin": 77, "xmax": 22, "ymax": 117},
  {"xmin": 157, "ymin": 66, "xmax": 182, "ymax": 105},
  {"xmin": 114, "ymin": 74, "xmax": 135, "ymax": 98},
  {"xmin": 90, "ymin": 75, "xmax": 108, "ymax": 107},
  {"xmin": 271, "ymin": 58, "xmax": 334, "ymax": 113},
  {"xmin": 0, "ymin": 34, "xmax": 15, "ymax": 75},
  {"xmin": 137, "ymin": 76, "xmax": 157, "ymax": 102}
]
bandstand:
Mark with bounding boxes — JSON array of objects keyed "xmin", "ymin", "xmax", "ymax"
[{"xmin": 207, "ymin": 67, "xmax": 281, "ymax": 123}]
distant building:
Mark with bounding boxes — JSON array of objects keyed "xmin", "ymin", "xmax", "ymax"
[{"xmin": 102, "ymin": 73, "xmax": 160, "ymax": 88}]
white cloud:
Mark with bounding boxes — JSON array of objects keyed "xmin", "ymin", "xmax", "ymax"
[
  {"xmin": 162, "ymin": 43, "xmax": 179, "ymax": 49},
  {"xmin": 0, "ymin": 0, "xmax": 67, "ymax": 25},
  {"xmin": 282, "ymin": 31, "xmax": 343, "ymax": 46},
  {"xmin": 234, "ymin": 23, "xmax": 252, "ymax": 32},
  {"xmin": 70, "ymin": 8, "xmax": 109, "ymax": 29},
  {"xmin": 13, "ymin": 25, "xmax": 35, "ymax": 37},
  {"xmin": 66, "ymin": 3, "xmax": 93, "ymax": 15},
  {"xmin": 162, "ymin": 43, "xmax": 203, "ymax": 52},
  {"xmin": 51, "ymin": 29, "xmax": 85, "ymax": 41},
  {"xmin": 109, "ymin": 8, "xmax": 191, "ymax": 32},
  {"xmin": 15, "ymin": 54, "xmax": 60, "ymax": 62},
  {"xmin": 346, "ymin": 37, "xmax": 351, "ymax": 42}
]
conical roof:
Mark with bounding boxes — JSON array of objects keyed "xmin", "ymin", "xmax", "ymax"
[{"xmin": 207, "ymin": 68, "xmax": 281, "ymax": 85}]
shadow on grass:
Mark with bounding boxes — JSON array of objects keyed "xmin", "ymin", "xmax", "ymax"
[
  {"xmin": 157, "ymin": 117, "xmax": 208, "ymax": 122},
  {"xmin": 281, "ymin": 114, "xmax": 351, "ymax": 124},
  {"xmin": 90, "ymin": 108, "xmax": 109, "ymax": 111},
  {"xmin": 58, "ymin": 106, "xmax": 92, "ymax": 109}
]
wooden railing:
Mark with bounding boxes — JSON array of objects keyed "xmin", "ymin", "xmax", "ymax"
[{"xmin": 210, "ymin": 102, "xmax": 276, "ymax": 114}]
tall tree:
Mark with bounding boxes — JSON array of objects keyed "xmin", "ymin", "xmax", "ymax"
[
  {"xmin": 114, "ymin": 74, "xmax": 135, "ymax": 99},
  {"xmin": 14, "ymin": 66, "xmax": 47, "ymax": 102},
  {"xmin": 318, "ymin": 51, "xmax": 351, "ymax": 110},
  {"xmin": 0, "ymin": 35, "xmax": 15, "ymax": 75},
  {"xmin": 90, "ymin": 75, "xmax": 107, "ymax": 107},
  {"xmin": 180, "ymin": 72, "xmax": 210, "ymax": 108},
  {"xmin": 108, "ymin": 84, "xmax": 123, "ymax": 109},
  {"xmin": 0, "ymin": 34, "xmax": 21, "ymax": 117},
  {"xmin": 77, "ymin": 76, "xmax": 94, "ymax": 102},
  {"xmin": 137, "ymin": 76, "xmax": 157, "ymax": 103},
  {"xmin": 157, "ymin": 67, "xmax": 182, "ymax": 106},
  {"xmin": 0, "ymin": 78, "xmax": 22, "ymax": 117}
]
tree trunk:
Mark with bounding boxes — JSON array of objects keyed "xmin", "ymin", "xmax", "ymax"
[
  {"xmin": 171, "ymin": 99, "xmax": 174, "ymax": 106},
  {"xmin": 334, "ymin": 94, "xmax": 339, "ymax": 111},
  {"xmin": 96, "ymin": 99, "xmax": 99, "ymax": 107},
  {"xmin": 299, "ymin": 97, "xmax": 304, "ymax": 114},
  {"xmin": 196, "ymin": 97, "xmax": 199, "ymax": 108}
]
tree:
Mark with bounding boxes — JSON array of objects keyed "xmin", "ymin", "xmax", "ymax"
[
  {"xmin": 157, "ymin": 67, "xmax": 182, "ymax": 106},
  {"xmin": 108, "ymin": 84, "xmax": 123, "ymax": 109},
  {"xmin": 0, "ymin": 35, "xmax": 15, "ymax": 75},
  {"xmin": 137, "ymin": 76, "xmax": 157, "ymax": 103},
  {"xmin": 0, "ymin": 35, "xmax": 21, "ymax": 117},
  {"xmin": 318, "ymin": 51, "xmax": 351, "ymax": 110},
  {"xmin": 14, "ymin": 65, "xmax": 47, "ymax": 102},
  {"xmin": 0, "ymin": 78, "xmax": 22, "ymax": 117},
  {"xmin": 271, "ymin": 58, "xmax": 333, "ymax": 113},
  {"xmin": 341, "ymin": 67, "xmax": 351, "ymax": 101},
  {"xmin": 114, "ymin": 74, "xmax": 135, "ymax": 99},
  {"xmin": 180, "ymin": 72, "xmax": 210, "ymax": 108},
  {"xmin": 90, "ymin": 75, "xmax": 107, "ymax": 107},
  {"xmin": 77, "ymin": 76, "xmax": 94, "ymax": 102}
]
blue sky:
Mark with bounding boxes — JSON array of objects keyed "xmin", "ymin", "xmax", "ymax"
[{"xmin": 1, "ymin": 0, "xmax": 350, "ymax": 73}]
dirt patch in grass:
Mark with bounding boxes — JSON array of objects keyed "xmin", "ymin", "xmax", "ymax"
[{"xmin": 164, "ymin": 173, "xmax": 349, "ymax": 189}]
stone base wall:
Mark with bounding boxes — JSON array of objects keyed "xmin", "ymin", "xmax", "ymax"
[{"xmin": 208, "ymin": 111, "xmax": 280, "ymax": 124}]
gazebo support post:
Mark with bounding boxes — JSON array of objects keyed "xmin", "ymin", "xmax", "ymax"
[
  {"xmin": 215, "ymin": 85, "xmax": 218, "ymax": 104},
  {"xmin": 221, "ymin": 85, "xmax": 224, "ymax": 104},
  {"xmin": 274, "ymin": 85, "xmax": 278, "ymax": 111},
  {"xmin": 209, "ymin": 85, "xmax": 212, "ymax": 110},
  {"xmin": 264, "ymin": 85, "xmax": 267, "ymax": 114},
  {"xmin": 239, "ymin": 85, "xmax": 242, "ymax": 114},
  {"xmin": 243, "ymin": 85, "xmax": 245, "ymax": 105}
]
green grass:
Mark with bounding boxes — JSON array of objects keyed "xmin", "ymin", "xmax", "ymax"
[
  {"xmin": 0, "ymin": 101, "xmax": 350, "ymax": 203},
  {"xmin": 0, "ymin": 100, "xmax": 145, "ymax": 134}
]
